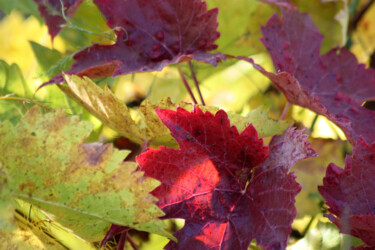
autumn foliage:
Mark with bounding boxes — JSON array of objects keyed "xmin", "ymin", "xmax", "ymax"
[{"xmin": 1, "ymin": 0, "xmax": 375, "ymax": 249}]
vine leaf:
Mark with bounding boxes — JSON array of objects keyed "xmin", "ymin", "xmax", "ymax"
[
  {"xmin": 319, "ymin": 137, "xmax": 375, "ymax": 248},
  {"xmin": 60, "ymin": 75, "xmax": 290, "ymax": 147},
  {"xmin": 0, "ymin": 106, "xmax": 173, "ymax": 242},
  {"xmin": 241, "ymin": 8, "xmax": 375, "ymax": 145},
  {"xmin": 33, "ymin": 0, "xmax": 84, "ymax": 39},
  {"xmin": 47, "ymin": 0, "xmax": 225, "ymax": 84},
  {"xmin": 59, "ymin": 73, "xmax": 145, "ymax": 144},
  {"xmin": 137, "ymin": 106, "xmax": 315, "ymax": 249},
  {"xmin": 229, "ymin": 106, "xmax": 291, "ymax": 137}
]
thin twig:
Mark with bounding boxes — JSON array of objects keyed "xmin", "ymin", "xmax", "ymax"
[
  {"xmin": 177, "ymin": 65, "xmax": 197, "ymax": 104},
  {"xmin": 349, "ymin": 0, "xmax": 375, "ymax": 33},
  {"xmin": 0, "ymin": 96, "xmax": 54, "ymax": 111},
  {"xmin": 126, "ymin": 234, "xmax": 139, "ymax": 250},
  {"xmin": 310, "ymin": 114, "xmax": 319, "ymax": 133},
  {"xmin": 117, "ymin": 231, "xmax": 127, "ymax": 250},
  {"xmin": 280, "ymin": 102, "xmax": 290, "ymax": 120},
  {"xmin": 302, "ymin": 215, "xmax": 316, "ymax": 236},
  {"xmin": 188, "ymin": 61, "xmax": 205, "ymax": 106},
  {"xmin": 59, "ymin": 0, "xmax": 117, "ymax": 42}
]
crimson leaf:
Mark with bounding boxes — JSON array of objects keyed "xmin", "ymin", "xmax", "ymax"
[
  {"xmin": 33, "ymin": 0, "xmax": 83, "ymax": 39},
  {"xmin": 242, "ymin": 8, "xmax": 375, "ymax": 145},
  {"xmin": 136, "ymin": 106, "xmax": 316, "ymax": 249},
  {"xmin": 47, "ymin": 0, "xmax": 225, "ymax": 84},
  {"xmin": 318, "ymin": 137, "xmax": 375, "ymax": 248}
]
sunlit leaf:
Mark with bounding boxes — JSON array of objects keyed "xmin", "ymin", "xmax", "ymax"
[
  {"xmin": 0, "ymin": 107, "xmax": 173, "ymax": 242},
  {"xmin": 59, "ymin": 73, "xmax": 145, "ymax": 144},
  {"xmin": 292, "ymin": 138, "xmax": 348, "ymax": 217}
]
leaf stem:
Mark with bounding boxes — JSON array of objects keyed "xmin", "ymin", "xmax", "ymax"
[
  {"xmin": 188, "ymin": 61, "xmax": 205, "ymax": 106},
  {"xmin": 177, "ymin": 65, "xmax": 197, "ymax": 104},
  {"xmin": 349, "ymin": 0, "xmax": 374, "ymax": 33},
  {"xmin": 302, "ymin": 215, "xmax": 315, "ymax": 236},
  {"xmin": 280, "ymin": 102, "xmax": 290, "ymax": 120},
  {"xmin": 0, "ymin": 96, "xmax": 54, "ymax": 111},
  {"xmin": 117, "ymin": 231, "xmax": 127, "ymax": 250},
  {"xmin": 58, "ymin": 0, "xmax": 117, "ymax": 42},
  {"xmin": 310, "ymin": 114, "xmax": 319, "ymax": 133},
  {"xmin": 126, "ymin": 234, "xmax": 139, "ymax": 250}
]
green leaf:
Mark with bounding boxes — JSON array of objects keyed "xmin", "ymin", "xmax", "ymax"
[
  {"xmin": 0, "ymin": 60, "xmax": 31, "ymax": 97},
  {"xmin": 0, "ymin": 60, "xmax": 34, "ymax": 124},
  {"xmin": 228, "ymin": 106, "xmax": 291, "ymax": 137},
  {"xmin": 292, "ymin": 139, "xmax": 348, "ymax": 217},
  {"xmin": 29, "ymin": 41, "xmax": 74, "ymax": 79},
  {"xmin": 59, "ymin": 0, "xmax": 115, "ymax": 49},
  {"xmin": 0, "ymin": 0, "xmax": 41, "ymax": 22},
  {"xmin": 207, "ymin": 0, "xmax": 276, "ymax": 56},
  {"xmin": 0, "ymin": 107, "xmax": 173, "ymax": 242},
  {"xmin": 291, "ymin": 0, "xmax": 349, "ymax": 50}
]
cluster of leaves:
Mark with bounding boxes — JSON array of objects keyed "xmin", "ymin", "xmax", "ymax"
[{"xmin": 1, "ymin": 0, "xmax": 375, "ymax": 249}]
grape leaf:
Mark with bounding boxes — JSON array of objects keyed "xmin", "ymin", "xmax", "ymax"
[
  {"xmin": 46, "ymin": 0, "xmax": 225, "ymax": 84},
  {"xmin": 33, "ymin": 0, "xmax": 84, "ymax": 39},
  {"xmin": 60, "ymin": 74, "xmax": 289, "ymax": 148},
  {"xmin": 0, "ymin": 106, "xmax": 173, "ymax": 242},
  {"xmin": 59, "ymin": 73, "xmax": 145, "ymax": 144},
  {"xmin": 242, "ymin": 8, "xmax": 375, "ymax": 145},
  {"xmin": 318, "ymin": 137, "xmax": 375, "ymax": 248},
  {"xmin": 137, "ymin": 107, "xmax": 316, "ymax": 249},
  {"xmin": 229, "ymin": 106, "xmax": 291, "ymax": 137}
]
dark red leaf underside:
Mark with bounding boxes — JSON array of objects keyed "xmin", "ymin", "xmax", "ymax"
[
  {"xmin": 244, "ymin": 8, "xmax": 375, "ymax": 145},
  {"xmin": 47, "ymin": 0, "xmax": 224, "ymax": 84},
  {"xmin": 136, "ymin": 107, "xmax": 316, "ymax": 250},
  {"xmin": 34, "ymin": 0, "xmax": 83, "ymax": 39},
  {"xmin": 319, "ymin": 138, "xmax": 375, "ymax": 247}
]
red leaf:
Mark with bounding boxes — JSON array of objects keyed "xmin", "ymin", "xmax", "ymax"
[
  {"xmin": 136, "ymin": 107, "xmax": 316, "ymax": 249},
  {"xmin": 319, "ymin": 137, "xmax": 375, "ymax": 247},
  {"xmin": 48, "ymin": 0, "xmax": 224, "ymax": 83},
  {"xmin": 241, "ymin": 9, "xmax": 375, "ymax": 145},
  {"xmin": 34, "ymin": 0, "xmax": 83, "ymax": 40}
]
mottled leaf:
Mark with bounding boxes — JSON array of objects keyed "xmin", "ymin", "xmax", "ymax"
[
  {"xmin": 137, "ymin": 107, "xmax": 316, "ymax": 249},
  {"xmin": 0, "ymin": 107, "xmax": 172, "ymax": 242}
]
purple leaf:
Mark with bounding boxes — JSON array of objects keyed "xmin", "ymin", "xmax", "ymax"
[
  {"xmin": 319, "ymin": 137, "xmax": 375, "ymax": 247},
  {"xmin": 241, "ymin": 8, "xmax": 375, "ymax": 145},
  {"xmin": 47, "ymin": 0, "xmax": 225, "ymax": 84}
]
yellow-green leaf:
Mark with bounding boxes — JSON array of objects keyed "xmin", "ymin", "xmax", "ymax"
[
  {"xmin": 0, "ymin": 107, "xmax": 173, "ymax": 242},
  {"xmin": 60, "ymin": 73, "xmax": 144, "ymax": 144},
  {"xmin": 228, "ymin": 107, "xmax": 291, "ymax": 137}
]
